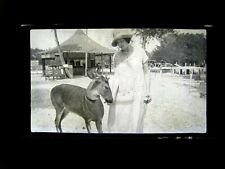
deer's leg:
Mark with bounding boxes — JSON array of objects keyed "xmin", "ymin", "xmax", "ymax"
[
  {"xmin": 55, "ymin": 107, "xmax": 65, "ymax": 133},
  {"xmin": 85, "ymin": 120, "xmax": 91, "ymax": 133},
  {"xmin": 60, "ymin": 109, "xmax": 69, "ymax": 124},
  {"xmin": 95, "ymin": 120, "xmax": 103, "ymax": 133},
  {"xmin": 57, "ymin": 108, "xmax": 70, "ymax": 132}
]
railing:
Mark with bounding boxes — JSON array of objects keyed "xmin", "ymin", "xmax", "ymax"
[{"xmin": 44, "ymin": 65, "xmax": 66, "ymax": 80}]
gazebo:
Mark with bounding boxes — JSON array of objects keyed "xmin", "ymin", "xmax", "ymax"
[{"xmin": 41, "ymin": 30, "xmax": 115, "ymax": 77}]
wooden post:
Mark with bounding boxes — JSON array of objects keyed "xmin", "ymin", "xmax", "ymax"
[
  {"xmin": 85, "ymin": 52, "xmax": 88, "ymax": 76},
  {"xmin": 109, "ymin": 54, "xmax": 112, "ymax": 73},
  {"xmin": 85, "ymin": 29, "xmax": 88, "ymax": 76},
  {"xmin": 101, "ymin": 55, "xmax": 103, "ymax": 73},
  {"xmin": 42, "ymin": 58, "xmax": 46, "ymax": 76}
]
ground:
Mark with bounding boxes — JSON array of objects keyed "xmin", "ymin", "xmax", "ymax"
[{"xmin": 31, "ymin": 71, "xmax": 206, "ymax": 133}]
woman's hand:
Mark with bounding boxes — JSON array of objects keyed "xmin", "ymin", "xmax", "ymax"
[{"xmin": 144, "ymin": 95, "xmax": 152, "ymax": 104}]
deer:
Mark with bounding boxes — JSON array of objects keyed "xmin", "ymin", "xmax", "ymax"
[{"xmin": 50, "ymin": 68, "xmax": 113, "ymax": 133}]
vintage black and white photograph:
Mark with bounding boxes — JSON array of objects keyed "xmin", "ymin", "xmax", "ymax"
[{"xmin": 30, "ymin": 28, "xmax": 207, "ymax": 133}]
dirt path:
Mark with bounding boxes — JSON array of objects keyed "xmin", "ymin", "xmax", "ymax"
[{"xmin": 31, "ymin": 72, "xmax": 206, "ymax": 133}]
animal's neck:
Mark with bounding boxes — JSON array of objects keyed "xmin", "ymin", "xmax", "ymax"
[
  {"xmin": 86, "ymin": 89, "xmax": 99, "ymax": 101},
  {"xmin": 86, "ymin": 79, "xmax": 101, "ymax": 101}
]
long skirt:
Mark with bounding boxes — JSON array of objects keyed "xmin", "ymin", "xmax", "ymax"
[{"xmin": 107, "ymin": 85, "xmax": 147, "ymax": 133}]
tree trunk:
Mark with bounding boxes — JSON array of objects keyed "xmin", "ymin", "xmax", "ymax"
[
  {"xmin": 142, "ymin": 36, "xmax": 146, "ymax": 50},
  {"xmin": 53, "ymin": 29, "xmax": 73, "ymax": 78},
  {"xmin": 141, "ymin": 35, "xmax": 148, "ymax": 55}
]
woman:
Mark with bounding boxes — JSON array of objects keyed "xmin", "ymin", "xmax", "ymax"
[{"xmin": 108, "ymin": 29, "xmax": 152, "ymax": 133}]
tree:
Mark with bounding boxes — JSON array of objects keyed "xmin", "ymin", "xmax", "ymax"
[
  {"xmin": 53, "ymin": 29, "xmax": 73, "ymax": 78},
  {"xmin": 151, "ymin": 33, "xmax": 206, "ymax": 65},
  {"xmin": 30, "ymin": 48, "xmax": 44, "ymax": 60},
  {"xmin": 30, "ymin": 48, "xmax": 44, "ymax": 65},
  {"xmin": 134, "ymin": 29, "xmax": 175, "ymax": 50}
]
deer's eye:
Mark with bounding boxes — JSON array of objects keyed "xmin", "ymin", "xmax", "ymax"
[{"xmin": 104, "ymin": 86, "xmax": 109, "ymax": 90}]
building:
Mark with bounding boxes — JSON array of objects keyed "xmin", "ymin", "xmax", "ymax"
[{"xmin": 40, "ymin": 30, "xmax": 115, "ymax": 77}]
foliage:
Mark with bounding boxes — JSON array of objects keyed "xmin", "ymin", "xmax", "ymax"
[
  {"xmin": 151, "ymin": 33, "xmax": 206, "ymax": 66},
  {"xmin": 134, "ymin": 29, "xmax": 175, "ymax": 48},
  {"xmin": 30, "ymin": 48, "xmax": 44, "ymax": 61}
]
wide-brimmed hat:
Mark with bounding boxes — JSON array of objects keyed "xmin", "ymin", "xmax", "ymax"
[{"xmin": 111, "ymin": 29, "xmax": 133, "ymax": 47}]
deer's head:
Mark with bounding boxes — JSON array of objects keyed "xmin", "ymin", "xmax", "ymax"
[{"xmin": 86, "ymin": 68, "xmax": 113, "ymax": 104}]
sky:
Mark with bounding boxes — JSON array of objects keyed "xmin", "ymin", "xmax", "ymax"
[
  {"xmin": 30, "ymin": 29, "xmax": 206, "ymax": 53},
  {"xmin": 30, "ymin": 29, "xmax": 117, "ymax": 50}
]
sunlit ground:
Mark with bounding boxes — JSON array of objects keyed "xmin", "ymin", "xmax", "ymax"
[{"xmin": 31, "ymin": 71, "xmax": 206, "ymax": 133}]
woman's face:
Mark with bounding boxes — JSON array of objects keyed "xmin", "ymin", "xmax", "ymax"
[{"xmin": 116, "ymin": 38, "xmax": 129, "ymax": 50}]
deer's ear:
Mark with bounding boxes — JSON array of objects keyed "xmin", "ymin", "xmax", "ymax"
[
  {"xmin": 89, "ymin": 78, "xmax": 101, "ymax": 90},
  {"xmin": 87, "ymin": 68, "xmax": 96, "ymax": 79},
  {"xmin": 87, "ymin": 68, "xmax": 102, "ymax": 79}
]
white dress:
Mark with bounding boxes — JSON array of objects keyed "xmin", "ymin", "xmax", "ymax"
[{"xmin": 108, "ymin": 47, "xmax": 149, "ymax": 133}]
